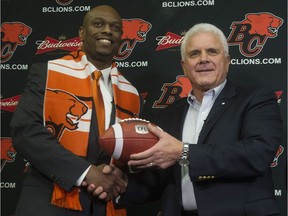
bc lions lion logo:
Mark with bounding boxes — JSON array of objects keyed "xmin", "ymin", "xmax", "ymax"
[
  {"xmin": 45, "ymin": 89, "xmax": 88, "ymax": 139},
  {"xmin": 121, "ymin": 19, "xmax": 151, "ymax": 41},
  {"xmin": 56, "ymin": 0, "xmax": 73, "ymax": 6},
  {"xmin": 228, "ymin": 12, "xmax": 283, "ymax": 57},
  {"xmin": 1, "ymin": 137, "xmax": 16, "ymax": 171},
  {"xmin": 153, "ymin": 75, "xmax": 191, "ymax": 108},
  {"xmin": 1, "ymin": 22, "xmax": 32, "ymax": 63},
  {"xmin": 115, "ymin": 18, "xmax": 152, "ymax": 60}
]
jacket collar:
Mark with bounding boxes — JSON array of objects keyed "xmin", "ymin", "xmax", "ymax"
[{"xmin": 197, "ymin": 80, "xmax": 237, "ymax": 144}]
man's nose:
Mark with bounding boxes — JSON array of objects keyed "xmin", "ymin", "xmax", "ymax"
[
  {"xmin": 102, "ymin": 24, "xmax": 112, "ymax": 33},
  {"xmin": 199, "ymin": 51, "xmax": 209, "ymax": 63}
]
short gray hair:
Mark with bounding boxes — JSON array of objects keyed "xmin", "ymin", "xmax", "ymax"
[{"xmin": 180, "ymin": 23, "xmax": 229, "ymax": 60}]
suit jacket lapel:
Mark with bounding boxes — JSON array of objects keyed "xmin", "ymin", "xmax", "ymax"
[
  {"xmin": 168, "ymin": 99, "xmax": 190, "ymax": 200},
  {"xmin": 170, "ymin": 98, "xmax": 189, "ymax": 139},
  {"xmin": 87, "ymin": 103, "xmax": 102, "ymax": 163},
  {"xmin": 87, "ymin": 102, "xmax": 117, "ymax": 164},
  {"xmin": 171, "ymin": 81, "xmax": 237, "ymax": 206},
  {"xmin": 197, "ymin": 80, "xmax": 237, "ymax": 144}
]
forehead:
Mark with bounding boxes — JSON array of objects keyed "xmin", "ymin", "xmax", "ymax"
[
  {"xmin": 188, "ymin": 32, "xmax": 222, "ymax": 49},
  {"xmin": 85, "ymin": 7, "xmax": 122, "ymax": 24}
]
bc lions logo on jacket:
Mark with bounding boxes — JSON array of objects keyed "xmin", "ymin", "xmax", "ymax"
[
  {"xmin": 227, "ymin": 12, "xmax": 283, "ymax": 57},
  {"xmin": 1, "ymin": 22, "xmax": 32, "ymax": 63},
  {"xmin": 45, "ymin": 89, "xmax": 88, "ymax": 139},
  {"xmin": 1, "ymin": 137, "xmax": 16, "ymax": 171},
  {"xmin": 115, "ymin": 18, "xmax": 152, "ymax": 60}
]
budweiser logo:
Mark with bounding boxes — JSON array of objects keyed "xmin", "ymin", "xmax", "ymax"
[
  {"xmin": 0, "ymin": 95, "xmax": 21, "ymax": 112},
  {"xmin": 35, "ymin": 36, "xmax": 82, "ymax": 54},
  {"xmin": 156, "ymin": 32, "xmax": 183, "ymax": 51}
]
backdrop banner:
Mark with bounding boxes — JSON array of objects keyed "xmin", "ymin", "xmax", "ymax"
[{"xmin": 1, "ymin": 0, "xmax": 287, "ymax": 216}]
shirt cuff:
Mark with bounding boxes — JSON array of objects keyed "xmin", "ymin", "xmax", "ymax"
[{"xmin": 75, "ymin": 165, "xmax": 92, "ymax": 186}]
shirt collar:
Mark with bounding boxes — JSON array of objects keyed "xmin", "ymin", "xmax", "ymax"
[
  {"xmin": 88, "ymin": 62, "xmax": 112, "ymax": 85},
  {"xmin": 187, "ymin": 79, "xmax": 227, "ymax": 106}
]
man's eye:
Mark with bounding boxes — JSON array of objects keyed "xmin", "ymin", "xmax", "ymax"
[
  {"xmin": 111, "ymin": 25, "xmax": 121, "ymax": 32},
  {"xmin": 189, "ymin": 51, "xmax": 199, "ymax": 58},
  {"xmin": 207, "ymin": 49, "xmax": 219, "ymax": 55},
  {"xmin": 94, "ymin": 22, "xmax": 103, "ymax": 27}
]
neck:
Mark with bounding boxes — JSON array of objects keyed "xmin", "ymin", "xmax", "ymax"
[
  {"xmin": 192, "ymin": 89, "xmax": 206, "ymax": 103},
  {"xmin": 85, "ymin": 54, "xmax": 113, "ymax": 70},
  {"xmin": 90, "ymin": 59, "xmax": 112, "ymax": 70}
]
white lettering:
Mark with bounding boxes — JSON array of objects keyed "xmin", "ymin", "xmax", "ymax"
[
  {"xmin": 156, "ymin": 36, "xmax": 183, "ymax": 46},
  {"xmin": 0, "ymin": 100, "xmax": 18, "ymax": 107},
  {"xmin": 36, "ymin": 40, "xmax": 81, "ymax": 50},
  {"xmin": 230, "ymin": 58, "xmax": 282, "ymax": 65},
  {"xmin": 116, "ymin": 61, "xmax": 148, "ymax": 68},
  {"xmin": 42, "ymin": 5, "xmax": 90, "ymax": 13},
  {"xmin": 162, "ymin": 0, "xmax": 214, "ymax": 7},
  {"xmin": 275, "ymin": 189, "xmax": 282, "ymax": 196},
  {"xmin": 0, "ymin": 182, "xmax": 16, "ymax": 188}
]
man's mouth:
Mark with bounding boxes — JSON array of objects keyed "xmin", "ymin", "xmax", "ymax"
[
  {"xmin": 97, "ymin": 38, "xmax": 113, "ymax": 44},
  {"xmin": 197, "ymin": 68, "xmax": 214, "ymax": 72}
]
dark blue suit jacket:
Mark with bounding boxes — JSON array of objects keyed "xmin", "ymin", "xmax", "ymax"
[
  {"xmin": 122, "ymin": 80, "xmax": 283, "ymax": 216},
  {"xmin": 11, "ymin": 63, "xmax": 111, "ymax": 216}
]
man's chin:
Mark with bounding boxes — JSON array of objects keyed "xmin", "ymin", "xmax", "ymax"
[{"xmin": 96, "ymin": 49, "xmax": 116, "ymax": 57}]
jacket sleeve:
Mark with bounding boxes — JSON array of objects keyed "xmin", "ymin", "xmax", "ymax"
[
  {"xmin": 10, "ymin": 63, "xmax": 91, "ymax": 191},
  {"xmin": 188, "ymin": 86, "xmax": 283, "ymax": 181},
  {"xmin": 117, "ymin": 168, "xmax": 164, "ymax": 206},
  {"xmin": 156, "ymin": 86, "xmax": 283, "ymax": 181}
]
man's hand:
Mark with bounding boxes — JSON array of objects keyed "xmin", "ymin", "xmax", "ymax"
[
  {"xmin": 128, "ymin": 123, "xmax": 183, "ymax": 169},
  {"xmin": 82, "ymin": 164, "xmax": 126, "ymax": 201}
]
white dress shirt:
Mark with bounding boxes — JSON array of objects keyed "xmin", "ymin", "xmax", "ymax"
[
  {"xmin": 75, "ymin": 62, "xmax": 114, "ymax": 186},
  {"xmin": 181, "ymin": 80, "xmax": 226, "ymax": 210}
]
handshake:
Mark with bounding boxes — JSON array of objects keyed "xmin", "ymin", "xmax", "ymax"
[
  {"xmin": 82, "ymin": 122, "xmax": 184, "ymax": 201},
  {"xmin": 82, "ymin": 164, "xmax": 127, "ymax": 201}
]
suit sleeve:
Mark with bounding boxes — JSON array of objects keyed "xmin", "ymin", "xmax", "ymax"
[
  {"xmin": 188, "ymin": 86, "xmax": 283, "ymax": 181},
  {"xmin": 117, "ymin": 168, "xmax": 165, "ymax": 206},
  {"xmin": 10, "ymin": 63, "xmax": 91, "ymax": 191},
  {"xmin": 156, "ymin": 87, "xmax": 283, "ymax": 181}
]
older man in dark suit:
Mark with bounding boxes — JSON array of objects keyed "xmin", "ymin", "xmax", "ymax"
[{"xmin": 123, "ymin": 23, "xmax": 282, "ymax": 216}]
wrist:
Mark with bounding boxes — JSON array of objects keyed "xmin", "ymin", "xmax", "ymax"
[{"xmin": 178, "ymin": 142, "xmax": 190, "ymax": 166}]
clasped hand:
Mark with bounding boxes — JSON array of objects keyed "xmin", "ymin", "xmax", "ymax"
[
  {"xmin": 82, "ymin": 124, "xmax": 182, "ymax": 200},
  {"xmin": 128, "ymin": 123, "xmax": 183, "ymax": 169},
  {"xmin": 82, "ymin": 164, "xmax": 127, "ymax": 201}
]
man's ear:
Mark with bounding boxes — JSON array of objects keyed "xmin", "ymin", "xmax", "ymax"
[
  {"xmin": 181, "ymin": 60, "xmax": 187, "ymax": 75},
  {"xmin": 225, "ymin": 55, "xmax": 231, "ymax": 73},
  {"xmin": 226, "ymin": 55, "xmax": 231, "ymax": 63},
  {"xmin": 78, "ymin": 27, "xmax": 85, "ymax": 41}
]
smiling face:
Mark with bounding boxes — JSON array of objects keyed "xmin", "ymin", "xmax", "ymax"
[
  {"xmin": 181, "ymin": 31, "xmax": 230, "ymax": 97},
  {"xmin": 79, "ymin": 5, "xmax": 123, "ymax": 68}
]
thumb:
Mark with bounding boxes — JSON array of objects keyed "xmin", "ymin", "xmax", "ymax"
[{"xmin": 102, "ymin": 165, "xmax": 113, "ymax": 174}]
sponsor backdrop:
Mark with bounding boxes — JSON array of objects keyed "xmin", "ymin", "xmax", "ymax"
[{"xmin": 1, "ymin": 0, "xmax": 287, "ymax": 215}]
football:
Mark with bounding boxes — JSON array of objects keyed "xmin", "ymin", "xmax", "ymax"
[{"xmin": 98, "ymin": 118, "xmax": 159, "ymax": 165}]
